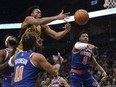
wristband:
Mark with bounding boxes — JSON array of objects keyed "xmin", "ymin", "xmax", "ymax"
[
  {"xmin": 74, "ymin": 42, "xmax": 88, "ymax": 49},
  {"xmin": 8, "ymin": 56, "xmax": 14, "ymax": 67}
]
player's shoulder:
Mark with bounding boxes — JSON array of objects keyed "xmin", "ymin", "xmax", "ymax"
[
  {"xmin": 32, "ymin": 53, "xmax": 46, "ymax": 64},
  {"xmin": 0, "ymin": 49, "xmax": 6, "ymax": 54},
  {"xmin": 25, "ymin": 16, "xmax": 34, "ymax": 20},
  {"xmin": 32, "ymin": 53, "xmax": 45, "ymax": 59},
  {"xmin": 32, "ymin": 52, "xmax": 41, "ymax": 57},
  {"xmin": 60, "ymin": 77, "xmax": 65, "ymax": 81},
  {"xmin": 0, "ymin": 49, "xmax": 6, "ymax": 52},
  {"xmin": 41, "ymin": 24, "xmax": 49, "ymax": 29},
  {"xmin": 59, "ymin": 77, "xmax": 66, "ymax": 86}
]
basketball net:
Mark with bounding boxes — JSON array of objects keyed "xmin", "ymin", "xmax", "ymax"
[{"xmin": 104, "ymin": 0, "xmax": 116, "ymax": 8}]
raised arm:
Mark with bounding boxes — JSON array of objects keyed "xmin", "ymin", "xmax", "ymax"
[
  {"xmin": 72, "ymin": 43, "xmax": 98, "ymax": 52},
  {"xmin": 41, "ymin": 23, "xmax": 71, "ymax": 40},
  {"xmin": 72, "ymin": 42, "xmax": 88, "ymax": 52},
  {"xmin": 91, "ymin": 53, "xmax": 107, "ymax": 81},
  {"xmin": 22, "ymin": 10, "xmax": 69, "ymax": 28}
]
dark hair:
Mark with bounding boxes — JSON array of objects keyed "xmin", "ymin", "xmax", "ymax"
[
  {"xmin": 22, "ymin": 33, "xmax": 36, "ymax": 51},
  {"xmin": 27, "ymin": 5, "xmax": 39, "ymax": 16},
  {"xmin": 4, "ymin": 36, "xmax": 17, "ymax": 47},
  {"xmin": 8, "ymin": 39, "xmax": 17, "ymax": 47},
  {"xmin": 78, "ymin": 31, "xmax": 89, "ymax": 39}
]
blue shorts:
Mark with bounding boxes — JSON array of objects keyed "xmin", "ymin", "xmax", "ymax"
[
  {"xmin": 2, "ymin": 76, "xmax": 12, "ymax": 87},
  {"xmin": 70, "ymin": 72, "xmax": 98, "ymax": 87}
]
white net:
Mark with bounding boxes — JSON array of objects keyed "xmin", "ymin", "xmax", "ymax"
[{"xmin": 104, "ymin": 0, "xmax": 116, "ymax": 8}]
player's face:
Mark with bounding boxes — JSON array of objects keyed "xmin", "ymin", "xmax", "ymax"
[
  {"xmin": 79, "ymin": 33, "xmax": 89, "ymax": 43},
  {"xmin": 46, "ymin": 78, "xmax": 50, "ymax": 84},
  {"xmin": 32, "ymin": 9, "xmax": 41, "ymax": 18}
]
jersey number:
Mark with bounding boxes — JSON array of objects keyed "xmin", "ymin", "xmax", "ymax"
[
  {"xmin": 82, "ymin": 56, "xmax": 88, "ymax": 65},
  {"xmin": 15, "ymin": 66, "xmax": 24, "ymax": 82}
]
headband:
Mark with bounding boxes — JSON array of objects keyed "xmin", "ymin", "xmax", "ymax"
[{"xmin": 5, "ymin": 36, "xmax": 12, "ymax": 46}]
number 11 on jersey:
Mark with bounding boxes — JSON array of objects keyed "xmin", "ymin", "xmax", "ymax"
[{"xmin": 15, "ymin": 66, "xmax": 24, "ymax": 82}]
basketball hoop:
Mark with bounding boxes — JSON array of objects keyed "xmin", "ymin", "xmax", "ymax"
[{"xmin": 104, "ymin": 0, "xmax": 116, "ymax": 8}]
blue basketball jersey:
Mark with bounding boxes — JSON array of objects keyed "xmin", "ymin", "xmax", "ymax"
[
  {"xmin": 51, "ymin": 76, "xmax": 64, "ymax": 87},
  {"xmin": 71, "ymin": 48, "xmax": 92, "ymax": 70},
  {"xmin": 13, "ymin": 50, "xmax": 39, "ymax": 87},
  {"xmin": 70, "ymin": 44, "xmax": 99, "ymax": 87}
]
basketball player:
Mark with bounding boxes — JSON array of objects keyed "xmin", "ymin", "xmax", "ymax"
[
  {"xmin": 0, "ymin": 36, "xmax": 17, "ymax": 87},
  {"xmin": 8, "ymin": 33, "xmax": 63, "ymax": 87},
  {"xmin": 70, "ymin": 31, "xmax": 107, "ymax": 87},
  {"xmin": 50, "ymin": 53, "xmax": 70, "ymax": 87},
  {"xmin": 16, "ymin": 5, "xmax": 71, "ymax": 53},
  {"xmin": 51, "ymin": 74, "xmax": 69, "ymax": 87}
]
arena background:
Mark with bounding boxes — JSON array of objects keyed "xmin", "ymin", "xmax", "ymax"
[{"xmin": 0, "ymin": 0, "xmax": 116, "ymax": 87}]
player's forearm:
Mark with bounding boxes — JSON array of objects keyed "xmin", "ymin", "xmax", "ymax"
[
  {"xmin": 54, "ymin": 29, "xmax": 70, "ymax": 40},
  {"xmin": 95, "ymin": 64, "xmax": 106, "ymax": 73},
  {"xmin": 38, "ymin": 16, "xmax": 58, "ymax": 25},
  {"xmin": 92, "ymin": 55, "xmax": 106, "ymax": 73},
  {"xmin": 0, "ymin": 62, "xmax": 8, "ymax": 71},
  {"xmin": 44, "ymin": 63, "xmax": 60, "ymax": 76}
]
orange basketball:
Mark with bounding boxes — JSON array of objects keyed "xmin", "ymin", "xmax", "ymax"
[{"xmin": 74, "ymin": 9, "xmax": 89, "ymax": 25}]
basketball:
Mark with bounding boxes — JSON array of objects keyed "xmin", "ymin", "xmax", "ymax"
[{"xmin": 74, "ymin": 9, "xmax": 89, "ymax": 25}]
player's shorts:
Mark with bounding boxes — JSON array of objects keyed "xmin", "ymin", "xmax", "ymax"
[
  {"xmin": 70, "ymin": 70, "xmax": 98, "ymax": 87},
  {"xmin": 2, "ymin": 76, "xmax": 12, "ymax": 87}
]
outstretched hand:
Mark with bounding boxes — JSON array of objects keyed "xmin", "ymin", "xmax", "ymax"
[
  {"xmin": 62, "ymin": 22, "xmax": 71, "ymax": 32},
  {"xmin": 56, "ymin": 10, "xmax": 70, "ymax": 20},
  {"xmin": 52, "ymin": 52, "xmax": 64, "ymax": 64},
  {"xmin": 99, "ymin": 72, "xmax": 107, "ymax": 86},
  {"xmin": 87, "ymin": 44, "xmax": 98, "ymax": 51}
]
